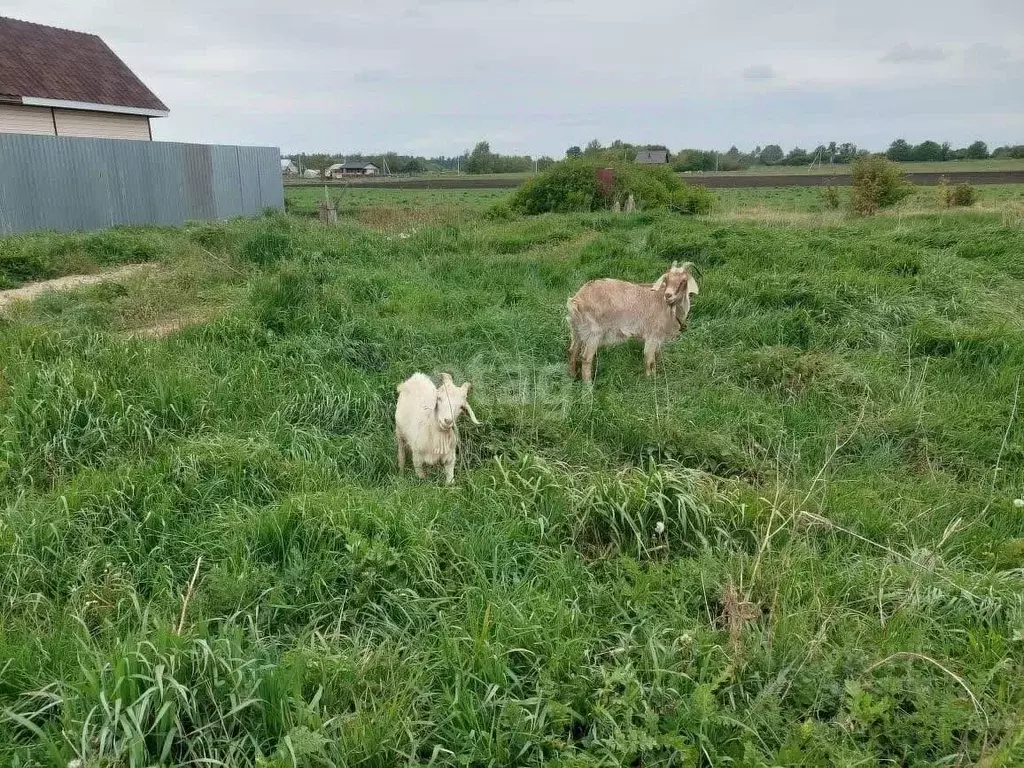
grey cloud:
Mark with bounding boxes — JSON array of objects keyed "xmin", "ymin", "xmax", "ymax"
[
  {"xmin": 353, "ymin": 69, "xmax": 399, "ymax": 85},
  {"xmin": 965, "ymin": 42, "xmax": 1013, "ymax": 68},
  {"xmin": 3, "ymin": 0, "xmax": 1023, "ymax": 155},
  {"xmin": 881, "ymin": 43, "xmax": 949, "ymax": 63},
  {"xmin": 742, "ymin": 65, "xmax": 775, "ymax": 81}
]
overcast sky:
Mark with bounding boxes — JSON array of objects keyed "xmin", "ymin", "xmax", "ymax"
[{"xmin": 7, "ymin": 0, "xmax": 1023, "ymax": 156}]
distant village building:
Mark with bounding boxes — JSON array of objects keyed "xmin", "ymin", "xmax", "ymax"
[
  {"xmin": 327, "ymin": 162, "xmax": 380, "ymax": 178},
  {"xmin": 281, "ymin": 159, "xmax": 298, "ymax": 175},
  {"xmin": 302, "ymin": 168, "xmax": 321, "ymax": 178},
  {"xmin": 634, "ymin": 149, "xmax": 669, "ymax": 165}
]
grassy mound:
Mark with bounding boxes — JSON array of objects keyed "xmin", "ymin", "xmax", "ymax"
[
  {"xmin": 0, "ymin": 227, "xmax": 175, "ymax": 289},
  {"xmin": 510, "ymin": 159, "xmax": 715, "ymax": 215},
  {"xmin": 1, "ymin": 205, "xmax": 1024, "ymax": 765}
]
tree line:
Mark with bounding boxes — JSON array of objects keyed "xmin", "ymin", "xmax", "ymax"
[
  {"xmin": 565, "ymin": 138, "xmax": 1024, "ymax": 172},
  {"xmin": 562, "ymin": 139, "xmax": 866, "ymax": 171},
  {"xmin": 883, "ymin": 139, "xmax": 1024, "ymax": 162},
  {"xmin": 286, "ymin": 142, "xmax": 556, "ymax": 176},
  {"xmin": 287, "ymin": 138, "xmax": 1023, "ymax": 176}
]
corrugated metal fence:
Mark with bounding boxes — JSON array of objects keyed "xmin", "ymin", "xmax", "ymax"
[{"xmin": 0, "ymin": 133, "xmax": 284, "ymax": 235}]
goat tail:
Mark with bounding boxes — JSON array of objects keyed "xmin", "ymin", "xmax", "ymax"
[{"xmin": 566, "ymin": 295, "xmax": 583, "ymax": 327}]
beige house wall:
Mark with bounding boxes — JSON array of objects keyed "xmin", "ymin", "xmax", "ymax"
[
  {"xmin": 53, "ymin": 109, "xmax": 151, "ymax": 140},
  {"xmin": 0, "ymin": 103, "xmax": 152, "ymax": 140},
  {"xmin": 0, "ymin": 103, "xmax": 55, "ymax": 135}
]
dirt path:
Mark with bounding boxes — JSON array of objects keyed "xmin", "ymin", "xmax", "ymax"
[
  {"xmin": 0, "ymin": 264, "xmax": 153, "ymax": 311},
  {"xmin": 124, "ymin": 308, "xmax": 220, "ymax": 340}
]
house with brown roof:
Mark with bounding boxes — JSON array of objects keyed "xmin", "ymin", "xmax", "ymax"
[
  {"xmin": 0, "ymin": 16, "xmax": 168, "ymax": 141},
  {"xmin": 326, "ymin": 162, "xmax": 380, "ymax": 178},
  {"xmin": 635, "ymin": 149, "xmax": 669, "ymax": 165}
]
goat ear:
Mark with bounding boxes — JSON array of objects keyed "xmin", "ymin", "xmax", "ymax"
[
  {"xmin": 440, "ymin": 372, "xmax": 454, "ymax": 385},
  {"xmin": 651, "ymin": 274, "xmax": 667, "ymax": 292},
  {"xmin": 671, "ymin": 260, "xmax": 679, "ymax": 269},
  {"xmin": 462, "ymin": 381, "xmax": 472, "ymax": 393},
  {"xmin": 688, "ymin": 276, "xmax": 700, "ymax": 296}
]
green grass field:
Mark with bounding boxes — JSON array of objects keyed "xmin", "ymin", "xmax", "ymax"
[
  {"xmin": 283, "ymin": 158, "xmax": 1024, "ymax": 186},
  {"xmin": 2, "ymin": 192, "xmax": 1024, "ymax": 765},
  {"xmin": 285, "ymin": 186, "xmax": 510, "ymax": 219},
  {"xmin": 713, "ymin": 183, "xmax": 1024, "ymax": 213},
  {"xmin": 281, "ymin": 184, "xmax": 1024, "ymax": 224}
]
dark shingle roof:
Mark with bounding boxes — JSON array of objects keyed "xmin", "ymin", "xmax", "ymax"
[
  {"xmin": 635, "ymin": 150, "xmax": 668, "ymax": 164},
  {"xmin": 328, "ymin": 162, "xmax": 379, "ymax": 171},
  {"xmin": 0, "ymin": 16, "xmax": 167, "ymax": 112}
]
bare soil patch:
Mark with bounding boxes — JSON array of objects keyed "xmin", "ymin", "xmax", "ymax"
[
  {"xmin": 0, "ymin": 264, "xmax": 154, "ymax": 311},
  {"xmin": 123, "ymin": 308, "xmax": 221, "ymax": 339}
]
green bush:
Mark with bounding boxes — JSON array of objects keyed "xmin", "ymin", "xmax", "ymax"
[
  {"xmin": 249, "ymin": 262, "xmax": 322, "ymax": 333},
  {"xmin": 821, "ymin": 186, "xmax": 841, "ymax": 210},
  {"xmin": 945, "ymin": 183, "xmax": 978, "ymax": 208},
  {"xmin": 239, "ymin": 227, "xmax": 296, "ymax": 266},
  {"xmin": 188, "ymin": 224, "xmax": 234, "ymax": 252},
  {"xmin": 0, "ymin": 229, "xmax": 164, "ymax": 288},
  {"xmin": 670, "ymin": 184, "xmax": 716, "ymax": 215},
  {"xmin": 849, "ymin": 156, "xmax": 913, "ymax": 215},
  {"xmin": 82, "ymin": 229, "xmax": 163, "ymax": 265},
  {"xmin": 482, "ymin": 200, "xmax": 516, "ymax": 221},
  {"xmin": 613, "ymin": 164, "xmax": 678, "ymax": 210},
  {"xmin": 0, "ymin": 244, "xmax": 57, "ymax": 288},
  {"xmin": 510, "ymin": 160, "xmax": 602, "ymax": 214},
  {"xmin": 510, "ymin": 159, "xmax": 716, "ymax": 215}
]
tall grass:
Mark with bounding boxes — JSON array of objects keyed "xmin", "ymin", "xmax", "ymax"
[{"xmin": 1, "ymin": 202, "xmax": 1024, "ymax": 765}]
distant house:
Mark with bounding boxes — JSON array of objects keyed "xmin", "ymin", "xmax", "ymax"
[
  {"xmin": 0, "ymin": 16, "xmax": 168, "ymax": 140},
  {"xmin": 302, "ymin": 168, "xmax": 321, "ymax": 178},
  {"xmin": 327, "ymin": 162, "xmax": 380, "ymax": 178},
  {"xmin": 281, "ymin": 159, "xmax": 298, "ymax": 175},
  {"xmin": 635, "ymin": 149, "xmax": 669, "ymax": 165}
]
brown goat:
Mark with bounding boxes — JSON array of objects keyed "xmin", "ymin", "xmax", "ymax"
[{"xmin": 567, "ymin": 262, "xmax": 699, "ymax": 382}]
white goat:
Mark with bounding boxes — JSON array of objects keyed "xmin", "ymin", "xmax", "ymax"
[
  {"xmin": 395, "ymin": 372, "xmax": 481, "ymax": 484},
  {"xmin": 567, "ymin": 261, "xmax": 699, "ymax": 382}
]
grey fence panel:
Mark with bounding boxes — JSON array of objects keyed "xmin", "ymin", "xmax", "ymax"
[
  {"xmin": 210, "ymin": 144, "xmax": 243, "ymax": 221},
  {"xmin": 257, "ymin": 146, "xmax": 285, "ymax": 210},
  {"xmin": 237, "ymin": 146, "xmax": 261, "ymax": 215},
  {"xmin": 16, "ymin": 135, "xmax": 61, "ymax": 231},
  {"xmin": 0, "ymin": 133, "xmax": 282, "ymax": 235},
  {"xmin": 150, "ymin": 142, "xmax": 188, "ymax": 226},
  {"xmin": 0, "ymin": 135, "xmax": 36, "ymax": 232},
  {"xmin": 98, "ymin": 138, "xmax": 129, "ymax": 226},
  {"xmin": 61, "ymin": 138, "xmax": 101, "ymax": 231},
  {"xmin": 102, "ymin": 138, "xmax": 145, "ymax": 227},
  {"xmin": 182, "ymin": 143, "xmax": 215, "ymax": 221}
]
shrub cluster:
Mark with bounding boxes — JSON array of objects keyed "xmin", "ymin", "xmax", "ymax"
[
  {"xmin": 510, "ymin": 159, "xmax": 715, "ymax": 216},
  {"xmin": 821, "ymin": 186, "xmax": 842, "ymax": 210},
  {"xmin": 849, "ymin": 156, "xmax": 913, "ymax": 215},
  {"xmin": 944, "ymin": 181, "xmax": 978, "ymax": 207}
]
